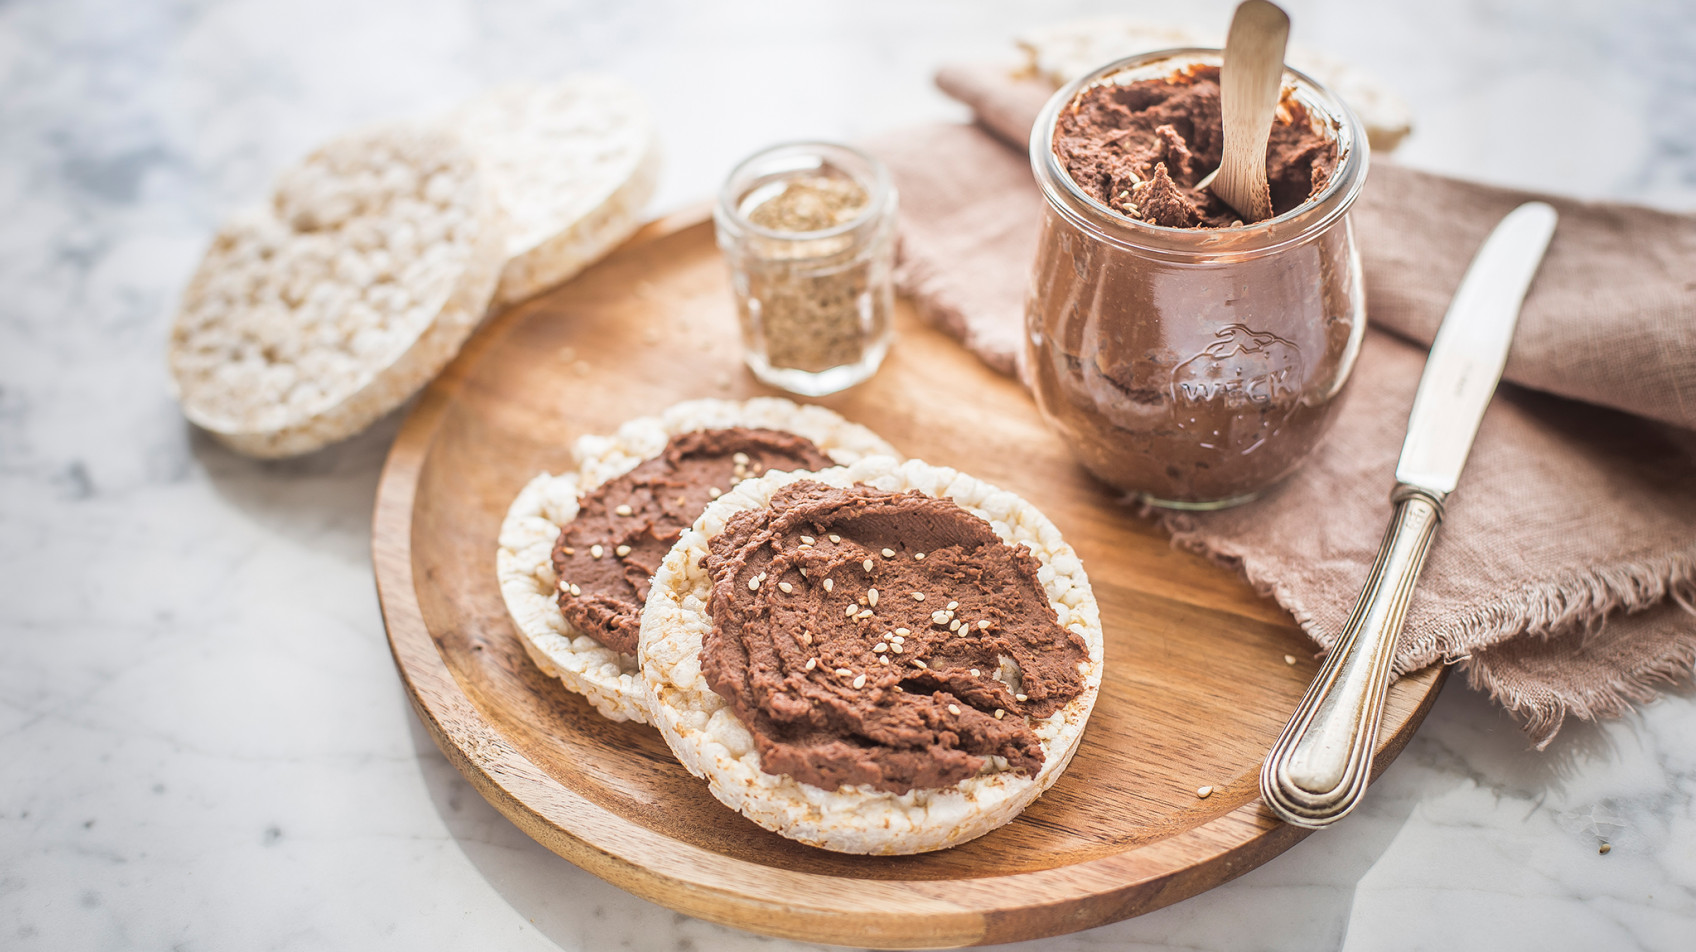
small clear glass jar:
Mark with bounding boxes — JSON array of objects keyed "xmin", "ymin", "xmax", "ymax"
[
  {"xmin": 714, "ymin": 142, "xmax": 897, "ymax": 397},
  {"xmin": 1026, "ymin": 50, "xmax": 1369, "ymax": 509}
]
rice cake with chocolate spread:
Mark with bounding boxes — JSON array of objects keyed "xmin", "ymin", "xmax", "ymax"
[
  {"xmin": 702, "ymin": 481, "xmax": 1087, "ymax": 794},
  {"xmin": 496, "ymin": 398, "xmax": 897, "ymax": 723},
  {"xmin": 641, "ymin": 457, "xmax": 1104, "ymax": 854},
  {"xmin": 554, "ymin": 428, "xmax": 835, "ymax": 657}
]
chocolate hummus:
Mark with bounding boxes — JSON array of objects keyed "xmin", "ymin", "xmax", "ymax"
[
  {"xmin": 698, "ymin": 481, "xmax": 1088, "ymax": 794},
  {"xmin": 1052, "ymin": 65, "xmax": 1338, "ymax": 227},
  {"xmin": 1027, "ymin": 61, "xmax": 1363, "ymax": 505},
  {"xmin": 552, "ymin": 429, "xmax": 835, "ymax": 656}
]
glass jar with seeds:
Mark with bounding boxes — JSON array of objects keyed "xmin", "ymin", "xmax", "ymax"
[{"xmin": 714, "ymin": 142, "xmax": 896, "ymax": 396}]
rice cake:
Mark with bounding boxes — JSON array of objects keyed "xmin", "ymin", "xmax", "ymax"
[
  {"xmin": 640, "ymin": 456, "xmax": 1104, "ymax": 854},
  {"xmin": 449, "ymin": 77, "xmax": 661, "ymax": 308},
  {"xmin": 167, "ymin": 123, "xmax": 505, "ymax": 457},
  {"xmin": 497, "ymin": 398, "xmax": 898, "ymax": 724}
]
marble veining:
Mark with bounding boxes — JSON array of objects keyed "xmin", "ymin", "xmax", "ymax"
[{"xmin": 2, "ymin": 1, "xmax": 1693, "ymax": 950}]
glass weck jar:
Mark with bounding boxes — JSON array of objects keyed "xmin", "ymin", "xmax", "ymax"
[{"xmin": 1025, "ymin": 50, "xmax": 1369, "ymax": 509}]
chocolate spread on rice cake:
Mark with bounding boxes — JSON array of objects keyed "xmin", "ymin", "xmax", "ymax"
[
  {"xmin": 552, "ymin": 428, "xmax": 835, "ymax": 656},
  {"xmin": 699, "ymin": 481, "xmax": 1089, "ymax": 795}
]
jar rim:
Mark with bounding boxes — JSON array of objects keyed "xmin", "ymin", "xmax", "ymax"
[
  {"xmin": 1030, "ymin": 49, "xmax": 1370, "ymax": 260},
  {"xmin": 716, "ymin": 140, "xmax": 896, "ymax": 243}
]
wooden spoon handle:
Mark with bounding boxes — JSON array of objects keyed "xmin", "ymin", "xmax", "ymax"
[{"xmin": 1214, "ymin": 0, "xmax": 1290, "ymax": 222}]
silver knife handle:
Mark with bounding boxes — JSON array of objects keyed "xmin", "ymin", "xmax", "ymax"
[{"xmin": 1260, "ymin": 484, "xmax": 1444, "ymax": 828}]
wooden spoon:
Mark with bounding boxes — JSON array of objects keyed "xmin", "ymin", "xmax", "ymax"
[{"xmin": 1209, "ymin": 0, "xmax": 1290, "ymax": 223}]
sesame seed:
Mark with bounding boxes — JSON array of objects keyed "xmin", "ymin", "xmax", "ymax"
[
  {"xmin": 845, "ymin": 604, "xmax": 856, "ymax": 617},
  {"xmin": 562, "ymin": 547, "xmax": 575, "ymax": 555},
  {"xmin": 799, "ymin": 631, "xmax": 812, "ymax": 645},
  {"xmin": 891, "ymin": 643, "xmax": 904, "ymax": 653},
  {"xmin": 949, "ymin": 620, "xmax": 961, "ymax": 631},
  {"xmin": 932, "ymin": 610, "xmax": 950, "ymax": 625},
  {"xmin": 748, "ymin": 577, "xmax": 761, "ymax": 591},
  {"xmin": 732, "ymin": 452, "xmax": 750, "ymax": 465},
  {"xmin": 948, "ymin": 704, "xmax": 961, "ymax": 715},
  {"xmin": 823, "ymin": 578, "xmax": 833, "ymax": 592},
  {"xmin": 835, "ymin": 668, "xmax": 852, "ymax": 677},
  {"xmin": 857, "ymin": 609, "xmax": 873, "ymax": 619},
  {"xmin": 590, "ymin": 544, "xmax": 603, "ymax": 559},
  {"xmin": 863, "ymin": 558, "xmax": 874, "ymax": 572},
  {"xmin": 708, "ymin": 487, "xmax": 722, "ymax": 498},
  {"xmin": 1599, "ymin": 843, "xmax": 1612, "ymax": 855},
  {"xmin": 867, "ymin": 588, "xmax": 879, "ymax": 607},
  {"xmin": 911, "ymin": 592, "xmax": 925, "ymax": 602},
  {"xmin": 969, "ymin": 669, "xmax": 980, "ymax": 677},
  {"xmin": 1284, "ymin": 654, "xmax": 1298, "ymax": 665},
  {"xmin": 1196, "ymin": 785, "xmax": 1214, "ymax": 799},
  {"xmin": 853, "ymin": 674, "xmax": 866, "ymax": 689},
  {"xmin": 873, "ymin": 643, "xmax": 887, "ymax": 653},
  {"xmin": 615, "ymin": 544, "xmax": 631, "ymax": 558},
  {"xmin": 799, "ymin": 568, "xmax": 809, "ymax": 577},
  {"xmin": 994, "ymin": 709, "xmax": 1005, "ymax": 719},
  {"xmin": 881, "ymin": 548, "xmax": 895, "ymax": 558},
  {"xmin": 893, "ymin": 685, "xmax": 904, "ymax": 692},
  {"xmin": 914, "ymin": 552, "xmax": 925, "ymax": 560},
  {"xmin": 801, "ymin": 536, "xmax": 815, "ymax": 545},
  {"xmin": 829, "ymin": 534, "xmax": 841, "ymax": 543},
  {"xmin": 1015, "ymin": 693, "xmax": 1028, "ymax": 702},
  {"xmin": 895, "ymin": 628, "xmax": 910, "ymax": 636},
  {"xmin": 913, "ymin": 659, "xmax": 928, "ymax": 668},
  {"xmin": 569, "ymin": 584, "xmax": 582, "ymax": 596},
  {"xmin": 947, "ymin": 601, "xmax": 959, "ymax": 611},
  {"xmin": 977, "ymin": 620, "xmax": 991, "ymax": 629},
  {"xmin": 879, "ymin": 656, "xmax": 890, "ymax": 665},
  {"xmin": 778, "ymin": 581, "xmax": 793, "ymax": 594},
  {"xmin": 614, "ymin": 504, "xmax": 633, "ymax": 517},
  {"xmin": 804, "ymin": 658, "xmax": 817, "ymax": 671}
]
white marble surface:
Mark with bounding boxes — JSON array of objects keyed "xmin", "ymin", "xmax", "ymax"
[{"xmin": 3, "ymin": 1, "xmax": 1694, "ymax": 949}]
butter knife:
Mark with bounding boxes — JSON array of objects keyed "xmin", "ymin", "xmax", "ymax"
[{"xmin": 1260, "ymin": 201, "xmax": 1558, "ymax": 829}]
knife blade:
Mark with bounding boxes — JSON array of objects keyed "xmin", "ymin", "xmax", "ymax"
[
  {"xmin": 1260, "ymin": 201, "xmax": 1558, "ymax": 829},
  {"xmin": 1397, "ymin": 202, "xmax": 1559, "ymax": 494}
]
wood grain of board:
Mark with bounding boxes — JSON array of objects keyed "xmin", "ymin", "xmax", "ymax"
[{"xmin": 373, "ymin": 209, "xmax": 1445, "ymax": 948}]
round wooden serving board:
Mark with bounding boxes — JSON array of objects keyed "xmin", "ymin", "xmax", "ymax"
[{"xmin": 373, "ymin": 210, "xmax": 1445, "ymax": 949}]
